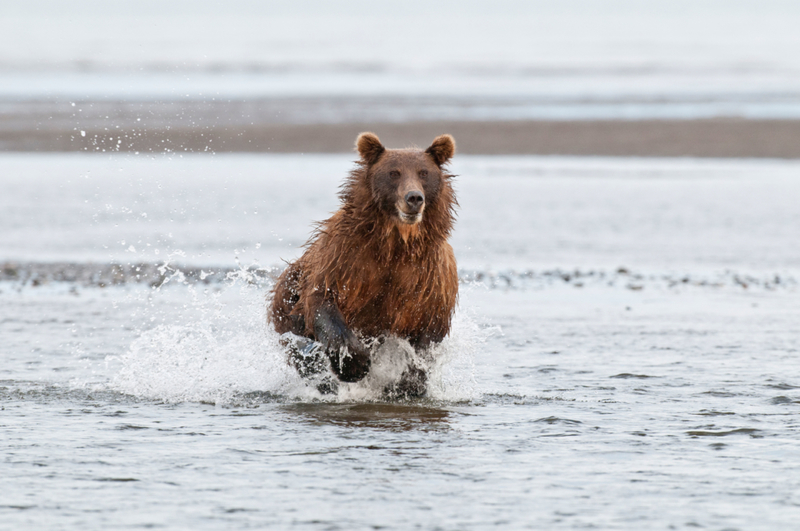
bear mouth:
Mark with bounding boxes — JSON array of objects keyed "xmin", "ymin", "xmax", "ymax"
[{"xmin": 398, "ymin": 211, "xmax": 422, "ymax": 224}]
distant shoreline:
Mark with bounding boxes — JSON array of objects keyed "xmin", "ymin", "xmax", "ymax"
[{"xmin": 3, "ymin": 117, "xmax": 800, "ymax": 158}]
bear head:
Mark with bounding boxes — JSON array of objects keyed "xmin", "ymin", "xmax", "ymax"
[{"xmin": 355, "ymin": 132, "xmax": 456, "ymax": 227}]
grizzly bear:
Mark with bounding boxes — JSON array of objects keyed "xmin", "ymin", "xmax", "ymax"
[{"xmin": 268, "ymin": 132, "xmax": 458, "ymax": 395}]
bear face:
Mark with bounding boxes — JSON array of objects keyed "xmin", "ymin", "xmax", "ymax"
[
  {"xmin": 370, "ymin": 150, "xmax": 440, "ymax": 225},
  {"xmin": 356, "ymin": 132, "xmax": 455, "ymax": 229}
]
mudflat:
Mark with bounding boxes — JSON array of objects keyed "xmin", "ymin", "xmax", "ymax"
[{"xmin": 2, "ymin": 100, "xmax": 799, "ymax": 157}]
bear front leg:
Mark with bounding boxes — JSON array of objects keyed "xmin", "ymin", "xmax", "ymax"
[
  {"xmin": 409, "ymin": 330, "xmax": 445, "ymax": 352},
  {"xmin": 384, "ymin": 365, "xmax": 427, "ymax": 400},
  {"xmin": 313, "ymin": 300, "xmax": 371, "ymax": 382},
  {"xmin": 269, "ymin": 261, "xmax": 305, "ymax": 335},
  {"xmin": 396, "ymin": 329, "xmax": 451, "ymax": 398}
]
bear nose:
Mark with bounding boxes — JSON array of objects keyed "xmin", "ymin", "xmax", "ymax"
[{"xmin": 405, "ymin": 191, "xmax": 425, "ymax": 212}]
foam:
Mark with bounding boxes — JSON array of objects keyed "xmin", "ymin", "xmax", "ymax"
[{"xmin": 108, "ymin": 273, "xmax": 482, "ymax": 405}]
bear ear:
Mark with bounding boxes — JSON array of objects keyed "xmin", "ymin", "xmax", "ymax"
[
  {"xmin": 355, "ymin": 132, "xmax": 385, "ymax": 165},
  {"xmin": 425, "ymin": 134, "xmax": 456, "ymax": 166}
]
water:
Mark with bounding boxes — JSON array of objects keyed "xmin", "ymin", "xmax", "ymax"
[
  {"xmin": 3, "ymin": 154, "xmax": 800, "ymax": 269},
  {"xmin": 2, "ymin": 153, "xmax": 800, "ymax": 529},
  {"xmin": 2, "ymin": 0, "xmax": 800, "ymax": 119}
]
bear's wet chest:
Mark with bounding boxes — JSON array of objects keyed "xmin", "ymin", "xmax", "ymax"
[
  {"xmin": 344, "ymin": 254, "xmax": 430, "ymax": 333},
  {"xmin": 365, "ymin": 256, "xmax": 426, "ymax": 302}
]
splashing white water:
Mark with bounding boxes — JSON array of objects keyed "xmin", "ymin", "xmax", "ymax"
[
  {"xmin": 316, "ymin": 310, "xmax": 482, "ymax": 403},
  {"xmin": 108, "ymin": 272, "xmax": 484, "ymax": 404}
]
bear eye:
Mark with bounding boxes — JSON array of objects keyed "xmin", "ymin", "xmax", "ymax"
[
  {"xmin": 389, "ymin": 170, "xmax": 401, "ymax": 178},
  {"xmin": 418, "ymin": 170, "xmax": 428, "ymax": 178}
]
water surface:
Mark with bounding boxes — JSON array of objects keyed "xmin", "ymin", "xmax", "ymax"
[{"xmin": 2, "ymin": 154, "xmax": 800, "ymax": 529}]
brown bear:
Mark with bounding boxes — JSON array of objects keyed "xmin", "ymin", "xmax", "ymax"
[{"xmin": 268, "ymin": 132, "xmax": 459, "ymax": 394}]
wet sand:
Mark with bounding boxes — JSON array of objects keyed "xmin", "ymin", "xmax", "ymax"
[{"xmin": 1, "ymin": 101, "xmax": 800, "ymax": 157}]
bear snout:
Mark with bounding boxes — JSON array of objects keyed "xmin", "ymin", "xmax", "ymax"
[
  {"xmin": 397, "ymin": 190, "xmax": 425, "ymax": 224},
  {"xmin": 404, "ymin": 190, "xmax": 425, "ymax": 213}
]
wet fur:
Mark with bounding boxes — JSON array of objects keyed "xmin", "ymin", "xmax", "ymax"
[{"xmin": 269, "ymin": 133, "xmax": 458, "ymax": 388}]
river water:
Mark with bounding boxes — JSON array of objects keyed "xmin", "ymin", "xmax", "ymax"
[
  {"xmin": 2, "ymin": 153, "xmax": 799, "ymax": 529},
  {"xmin": 3, "ymin": 0, "xmax": 800, "ymax": 120}
]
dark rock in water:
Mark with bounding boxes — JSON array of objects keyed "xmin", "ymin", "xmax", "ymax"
[
  {"xmin": 0, "ymin": 261, "xmax": 278, "ymax": 288},
  {"xmin": 1, "ymin": 261, "xmax": 796, "ymax": 295},
  {"xmin": 2, "ymin": 264, "xmax": 19, "ymax": 278}
]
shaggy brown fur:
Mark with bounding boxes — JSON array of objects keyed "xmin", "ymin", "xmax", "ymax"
[{"xmin": 269, "ymin": 132, "xmax": 459, "ymax": 385}]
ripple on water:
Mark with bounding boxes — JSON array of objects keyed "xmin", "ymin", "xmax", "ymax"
[{"xmin": 3, "ymin": 252, "xmax": 800, "ymax": 529}]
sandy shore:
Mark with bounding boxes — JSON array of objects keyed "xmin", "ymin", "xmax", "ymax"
[{"xmin": 2, "ymin": 108, "xmax": 800, "ymax": 157}]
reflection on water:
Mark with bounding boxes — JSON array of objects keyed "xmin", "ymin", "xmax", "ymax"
[{"xmin": 282, "ymin": 402, "xmax": 451, "ymax": 432}]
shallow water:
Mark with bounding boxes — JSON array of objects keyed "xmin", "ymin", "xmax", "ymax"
[
  {"xmin": 3, "ymin": 153, "xmax": 800, "ymax": 270},
  {"xmin": 2, "ymin": 154, "xmax": 800, "ymax": 529},
  {"xmin": 3, "ymin": 1, "xmax": 800, "ymax": 119}
]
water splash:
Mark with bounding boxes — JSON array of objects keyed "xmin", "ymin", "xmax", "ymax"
[{"xmin": 108, "ymin": 269, "xmax": 483, "ymax": 405}]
